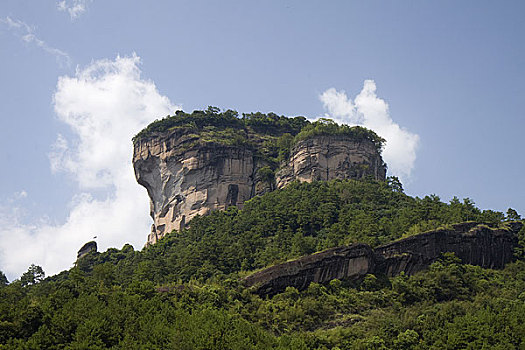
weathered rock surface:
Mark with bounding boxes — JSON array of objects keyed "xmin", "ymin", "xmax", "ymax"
[
  {"xmin": 243, "ymin": 222, "xmax": 522, "ymax": 296},
  {"xmin": 374, "ymin": 222, "xmax": 519, "ymax": 276},
  {"xmin": 133, "ymin": 129, "xmax": 386, "ymax": 245},
  {"xmin": 77, "ymin": 241, "xmax": 97, "ymax": 260},
  {"xmin": 243, "ymin": 244, "xmax": 375, "ymax": 296},
  {"xmin": 276, "ymin": 135, "xmax": 386, "ymax": 188},
  {"xmin": 133, "ymin": 128, "xmax": 268, "ymax": 244}
]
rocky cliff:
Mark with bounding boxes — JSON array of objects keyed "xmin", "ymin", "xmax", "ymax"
[
  {"xmin": 374, "ymin": 222, "xmax": 520, "ymax": 276},
  {"xmin": 77, "ymin": 241, "xmax": 97, "ymax": 260},
  {"xmin": 133, "ymin": 128, "xmax": 270, "ymax": 244},
  {"xmin": 133, "ymin": 112, "xmax": 386, "ymax": 245},
  {"xmin": 243, "ymin": 222, "xmax": 522, "ymax": 296},
  {"xmin": 242, "ymin": 244, "xmax": 375, "ymax": 296},
  {"xmin": 276, "ymin": 135, "xmax": 386, "ymax": 188}
]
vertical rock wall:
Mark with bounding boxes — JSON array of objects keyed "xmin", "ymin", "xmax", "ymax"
[
  {"xmin": 133, "ymin": 130, "xmax": 264, "ymax": 244},
  {"xmin": 133, "ymin": 131, "xmax": 387, "ymax": 245},
  {"xmin": 276, "ymin": 135, "xmax": 386, "ymax": 188}
]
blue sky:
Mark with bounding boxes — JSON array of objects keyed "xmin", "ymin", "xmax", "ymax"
[{"xmin": 1, "ymin": 1, "xmax": 524, "ymax": 280}]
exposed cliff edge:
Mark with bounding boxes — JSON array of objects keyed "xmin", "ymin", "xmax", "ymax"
[
  {"xmin": 133, "ymin": 130, "xmax": 269, "ymax": 244},
  {"xmin": 276, "ymin": 135, "xmax": 386, "ymax": 188},
  {"xmin": 242, "ymin": 222, "xmax": 522, "ymax": 296},
  {"xmin": 77, "ymin": 241, "xmax": 97, "ymax": 260},
  {"xmin": 133, "ymin": 110, "xmax": 386, "ymax": 245}
]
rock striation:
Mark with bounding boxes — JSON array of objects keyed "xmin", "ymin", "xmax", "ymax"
[
  {"xmin": 276, "ymin": 135, "xmax": 386, "ymax": 188},
  {"xmin": 243, "ymin": 222, "xmax": 522, "ymax": 296},
  {"xmin": 242, "ymin": 244, "xmax": 375, "ymax": 296},
  {"xmin": 133, "ymin": 127, "xmax": 386, "ymax": 245},
  {"xmin": 374, "ymin": 222, "xmax": 519, "ymax": 276},
  {"xmin": 133, "ymin": 128, "xmax": 272, "ymax": 244}
]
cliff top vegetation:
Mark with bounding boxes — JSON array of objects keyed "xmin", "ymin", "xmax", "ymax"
[{"xmin": 132, "ymin": 106, "xmax": 385, "ymax": 154}]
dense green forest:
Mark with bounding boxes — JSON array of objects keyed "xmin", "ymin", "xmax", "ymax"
[{"xmin": 1, "ymin": 179, "xmax": 524, "ymax": 349}]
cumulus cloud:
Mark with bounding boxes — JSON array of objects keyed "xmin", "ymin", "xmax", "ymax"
[
  {"xmin": 320, "ymin": 80, "xmax": 419, "ymax": 181},
  {"xmin": 57, "ymin": 0, "xmax": 91, "ymax": 20},
  {"xmin": 1, "ymin": 17, "xmax": 71, "ymax": 67},
  {"xmin": 0, "ymin": 54, "xmax": 179, "ymax": 281}
]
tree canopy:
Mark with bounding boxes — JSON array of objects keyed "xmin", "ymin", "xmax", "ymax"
[
  {"xmin": 132, "ymin": 107, "xmax": 384, "ymax": 153},
  {"xmin": 1, "ymin": 178, "xmax": 523, "ymax": 348}
]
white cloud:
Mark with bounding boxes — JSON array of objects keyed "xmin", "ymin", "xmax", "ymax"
[
  {"xmin": 57, "ymin": 0, "xmax": 91, "ymax": 20},
  {"xmin": 14, "ymin": 191, "xmax": 28, "ymax": 200},
  {"xmin": 1, "ymin": 17, "xmax": 71, "ymax": 67},
  {"xmin": 320, "ymin": 80, "xmax": 419, "ymax": 181},
  {"xmin": 0, "ymin": 54, "xmax": 180, "ymax": 281}
]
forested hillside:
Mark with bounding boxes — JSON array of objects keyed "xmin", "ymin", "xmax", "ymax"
[{"xmin": 1, "ymin": 179, "xmax": 524, "ymax": 349}]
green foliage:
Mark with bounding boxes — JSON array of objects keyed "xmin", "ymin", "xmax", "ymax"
[
  {"xmin": 132, "ymin": 107, "xmax": 243, "ymax": 142},
  {"xmin": 256, "ymin": 166, "xmax": 275, "ymax": 184},
  {"xmin": 136, "ymin": 180, "xmax": 501, "ymax": 282},
  {"xmin": 132, "ymin": 108, "xmax": 384, "ymax": 168},
  {"xmin": 515, "ymin": 221, "xmax": 525, "ymax": 259},
  {"xmin": 2, "ymin": 248, "xmax": 525, "ymax": 348},
  {"xmin": 276, "ymin": 133, "xmax": 294, "ymax": 162},
  {"xmin": 242, "ymin": 111, "xmax": 309, "ymax": 136},
  {"xmin": 132, "ymin": 107, "xmax": 309, "ymax": 143},
  {"xmin": 387, "ymin": 176, "xmax": 404, "ymax": 193},
  {"xmin": 0, "ymin": 174, "xmax": 522, "ymax": 348},
  {"xmin": 294, "ymin": 118, "xmax": 386, "ymax": 153},
  {"xmin": 0, "ymin": 271, "xmax": 7, "ymax": 287},
  {"xmin": 506, "ymin": 208, "xmax": 522, "ymax": 221},
  {"xmin": 20, "ymin": 264, "xmax": 45, "ymax": 287}
]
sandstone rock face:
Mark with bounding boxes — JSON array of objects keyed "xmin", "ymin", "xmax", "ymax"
[
  {"xmin": 133, "ymin": 129, "xmax": 270, "ymax": 245},
  {"xmin": 243, "ymin": 244, "xmax": 375, "ymax": 296},
  {"xmin": 243, "ymin": 222, "xmax": 522, "ymax": 296},
  {"xmin": 133, "ymin": 130, "xmax": 386, "ymax": 245},
  {"xmin": 276, "ymin": 135, "xmax": 386, "ymax": 188}
]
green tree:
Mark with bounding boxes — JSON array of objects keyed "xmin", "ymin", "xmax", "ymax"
[
  {"xmin": 20, "ymin": 264, "xmax": 45, "ymax": 287},
  {"xmin": 506, "ymin": 208, "xmax": 521, "ymax": 221},
  {"xmin": 0, "ymin": 271, "xmax": 8, "ymax": 286},
  {"xmin": 394, "ymin": 329, "xmax": 419, "ymax": 349},
  {"xmin": 387, "ymin": 176, "xmax": 404, "ymax": 193}
]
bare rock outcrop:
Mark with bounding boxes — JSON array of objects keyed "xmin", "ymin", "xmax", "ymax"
[
  {"xmin": 133, "ymin": 128, "xmax": 386, "ymax": 245},
  {"xmin": 77, "ymin": 241, "xmax": 97, "ymax": 260},
  {"xmin": 243, "ymin": 222, "xmax": 522, "ymax": 296},
  {"xmin": 133, "ymin": 128, "xmax": 269, "ymax": 244},
  {"xmin": 243, "ymin": 244, "xmax": 375, "ymax": 296},
  {"xmin": 374, "ymin": 222, "xmax": 520, "ymax": 276},
  {"xmin": 276, "ymin": 135, "xmax": 386, "ymax": 188}
]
